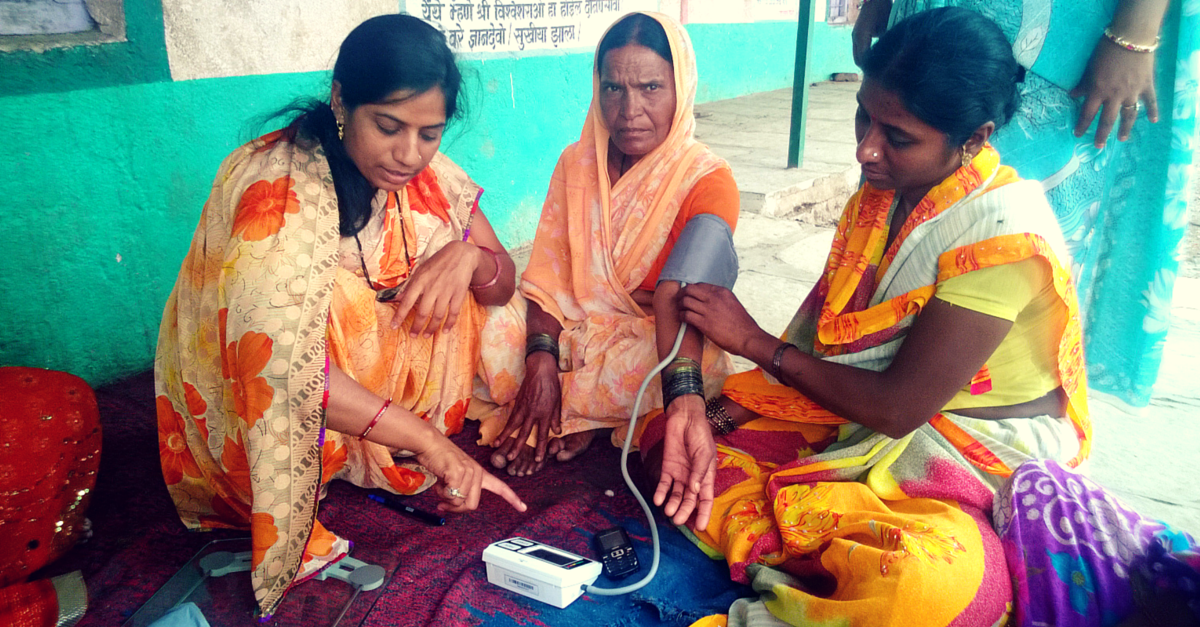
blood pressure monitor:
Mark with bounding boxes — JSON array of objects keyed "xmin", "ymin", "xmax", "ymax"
[{"xmin": 482, "ymin": 537, "xmax": 601, "ymax": 608}]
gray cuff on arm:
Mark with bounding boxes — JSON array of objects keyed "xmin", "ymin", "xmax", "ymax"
[{"xmin": 656, "ymin": 213, "xmax": 739, "ymax": 290}]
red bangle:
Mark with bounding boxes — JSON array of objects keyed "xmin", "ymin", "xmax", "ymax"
[
  {"xmin": 469, "ymin": 246, "xmax": 501, "ymax": 291},
  {"xmin": 359, "ymin": 398, "xmax": 391, "ymax": 439}
]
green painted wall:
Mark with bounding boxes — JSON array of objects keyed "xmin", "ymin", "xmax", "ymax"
[{"xmin": 0, "ymin": 18, "xmax": 857, "ymax": 387}]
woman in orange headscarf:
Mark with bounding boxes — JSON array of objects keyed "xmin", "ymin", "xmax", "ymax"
[{"xmin": 475, "ymin": 12, "xmax": 737, "ymax": 526}]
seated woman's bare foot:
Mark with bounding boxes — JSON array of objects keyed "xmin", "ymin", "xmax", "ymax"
[
  {"xmin": 490, "ymin": 449, "xmax": 510, "ymax": 470},
  {"xmin": 552, "ymin": 430, "xmax": 598, "ymax": 463},
  {"xmin": 507, "ymin": 444, "xmax": 546, "ymax": 477}
]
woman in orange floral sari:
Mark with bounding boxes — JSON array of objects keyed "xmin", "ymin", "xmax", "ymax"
[
  {"xmin": 155, "ymin": 15, "xmax": 525, "ymax": 620},
  {"xmin": 649, "ymin": 9, "xmax": 1091, "ymax": 626}
]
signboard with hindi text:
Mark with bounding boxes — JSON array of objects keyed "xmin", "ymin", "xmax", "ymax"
[{"xmin": 405, "ymin": 0, "xmax": 659, "ymax": 54}]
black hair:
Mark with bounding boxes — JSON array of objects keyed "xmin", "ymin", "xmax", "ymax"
[
  {"xmin": 272, "ymin": 14, "xmax": 464, "ymax": 236},
  {"xmin": 596, "ymin": 13, "xmax": 673, "ymax": 72},
  {"xmin": 861, "ymin": 7, "xmax": 1021, "ymax": 146}
]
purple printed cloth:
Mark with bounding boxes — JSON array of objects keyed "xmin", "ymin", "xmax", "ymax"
[{"xmin": 995, "ymin": 459, "xmax": 1199, "ymax": 627}]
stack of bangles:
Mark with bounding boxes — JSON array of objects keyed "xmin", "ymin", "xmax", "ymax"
[
  {"xmin": 705, "ymin": 398, "xmax": 737, "ymax": 435},
  {"xmin": 526, "ymin": 333, "xmax": 559, "ymax": 362},
  {"xmin": 662, "ymin": 357, "xmax": 704, "ymax": 411}
]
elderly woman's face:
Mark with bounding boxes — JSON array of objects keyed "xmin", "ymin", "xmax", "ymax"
[
  {"xmin": 854, "ymin": 78, "xmax": 960, "ymax": 202},
  {"xmin": 599, "ymin": 44, "xmax": 676, "ymax": 158}
]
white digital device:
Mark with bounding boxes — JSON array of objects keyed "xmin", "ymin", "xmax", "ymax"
[{"xmin": 482, "ymin": 537, "xmax": 602, "ymax": 608}]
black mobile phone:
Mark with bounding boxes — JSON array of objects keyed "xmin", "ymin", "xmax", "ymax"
[{"xmin": 593, "ymin": 527, "xmax": 639, "ymax": 579}]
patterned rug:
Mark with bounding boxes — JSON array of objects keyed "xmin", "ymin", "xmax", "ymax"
[{"xmin": 39, "ymin": 372, "xmax": 749, "ymax": 626}]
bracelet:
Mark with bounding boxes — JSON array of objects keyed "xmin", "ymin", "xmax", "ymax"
[
  {"xmin": 1103, "ymin": 27, "xmax": 1160, "ymax": 53},
  {"xmin": 771, "ymin": 342, "xmax": 797, "ymax": 381},
  {"xmin": 469, "ymin": 246, "xmax": 501, "ymax": 290},
  {"xmin": 705, "ymin": 398, "xmax": 737, "ymax": 436},
  {"xmin": 359, "ymin": 398, "xmax": 391, "ymax": 439},
  {"xmin": 525, "ymin": 333, "xmax": 560, "ymax": 362},
  {"xmin": 662, "ymin": 365, "xmax": 704, "ymax": 410},
  {"xmin": 668, "ymin": 356, "xmax": 700, "ymax": 370}
]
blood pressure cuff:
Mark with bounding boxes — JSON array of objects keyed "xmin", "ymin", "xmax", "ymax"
[{"xmin": 656, "ymin": 213, "xmax": 738, "ymax": 290}]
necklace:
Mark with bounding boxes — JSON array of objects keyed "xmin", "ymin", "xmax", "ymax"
[{"xmin": 353, "ymin": 192, "xmax": 410, "ymax": 300}]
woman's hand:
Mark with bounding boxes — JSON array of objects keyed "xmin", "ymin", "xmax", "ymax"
[
  {"xmin": 852, "ymin": 0, "xmax": 893, "ymax": 67},
  {"xmin": 1071, "ymin": 38, "xmax": 1159, "ymax": 148},
  {"xmin": 386, "ymin": 240, "xmax": 484, "ymax": 336},
  {"xmin": 492, "ymin": 351, "xmax": 562, "ymax": 468},
  {"xmin": 654, "ymin": 394, "xmax": 716, "ymax": 529},
  {"xmin": 676, "ymin": 284, "xmax": 771, "ymax": 358},
  {"xmin": 415, "ymin": 434, "xmax": 528, "ymax": 514}
]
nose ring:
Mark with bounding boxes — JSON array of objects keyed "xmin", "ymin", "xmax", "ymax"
[{"xmin": 871, "ymin": 152, "xmax": 879, "ymax": 159}]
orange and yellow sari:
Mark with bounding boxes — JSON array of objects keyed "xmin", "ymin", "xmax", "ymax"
[
  {"xmin": 684, "ymin": 146, "xmax": 1091, "ymax": 627},
  {"xmin": 155, "ymin": 131, "xmax": 484, "ymax": 617},
  {"xmin": 474, "ymin": 13, "xmax": 733, "ymax": 447}
]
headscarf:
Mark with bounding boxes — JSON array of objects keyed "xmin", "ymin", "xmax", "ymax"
[{"xmin": 519, "ymin": 12, "xmax": 729, "ymax": 324}]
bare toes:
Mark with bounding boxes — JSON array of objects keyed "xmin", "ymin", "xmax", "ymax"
[
  {"xmin": 491, "ymin": 451, "xmax": 509, "ymax": 470},
  {"xmin": 555, "ymin": 430, "xmax": 597, "ymax": 463}
]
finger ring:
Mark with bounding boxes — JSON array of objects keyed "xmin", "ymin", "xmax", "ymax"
[
  {"xmin": 447, "ymin": 487, "xmax": 464, "ymax": 499},
  {"xmin": 1122, "ymin": 103, "xmax": 1139, "ymax": 110}
]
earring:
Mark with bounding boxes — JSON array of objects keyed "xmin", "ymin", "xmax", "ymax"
[
  {"xmin": 960, "ymin": 147, "xmax": 971, "ymax": 167},
  {"xmin": 337, "ymin": 119, "xmax": 345, "ymax": 141}
]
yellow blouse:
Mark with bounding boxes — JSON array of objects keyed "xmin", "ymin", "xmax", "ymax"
[{"xmin": 936, "ymin": 257, "xmax": 1065, "ymax": 411}]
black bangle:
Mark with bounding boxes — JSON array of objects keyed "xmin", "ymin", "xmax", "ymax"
[
  {"xmin": 771, "ymin": 342, "xmax": 797, "ymax": 381},
  {"xmin": 706, "ymin": 398, "xmax": 737, "ymax": 435},
  {"xmin": 525, "ymin": 333, "xmax": 559, "ymax": 362},
  {"xmin": 662, "ymin": 365, "xmax": 704, "ymax": 410}
]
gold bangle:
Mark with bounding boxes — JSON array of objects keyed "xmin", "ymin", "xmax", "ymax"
[{"xmin": 1103, "ymin": 27, "xmax": 1160, "ymax": 53}]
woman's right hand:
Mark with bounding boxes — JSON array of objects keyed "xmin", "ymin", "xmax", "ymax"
[
  {"xmin": 852, "ymin": 0, "xmax": 893, "ymax": 67},
  {"xmin": 677, "ymin": 284, "xmax": 771, "ymax": 359},
  {"xmin": 415, "ymin": 434, "xmax": 528, "ymax": 513},
  {"xmin": 492, "ymin": 351, "xmax": 562, "ymax": 467}
]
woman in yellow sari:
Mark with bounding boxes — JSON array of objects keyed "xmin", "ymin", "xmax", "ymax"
[
  {"xmin": 646, "ymin": 8, "xmax": 1091, "ymax": 626},
  {"xmin": 476, "ymin": 12, "xmax": 738, "ymax": 517},
  {"xmin": 155, "ymin": 15, "xmax": 525, "ymax": 619}
]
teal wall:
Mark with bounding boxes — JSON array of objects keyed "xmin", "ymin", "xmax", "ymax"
[{"xmin": 0, "ymin": 17, "xmax": 857, "ymax": 387}]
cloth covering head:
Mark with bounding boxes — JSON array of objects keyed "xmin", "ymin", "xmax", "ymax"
[{"xmin": 519, "ymin": 12, "xmax": 730, "ymax": 323}]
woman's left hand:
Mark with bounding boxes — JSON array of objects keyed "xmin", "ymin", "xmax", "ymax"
[
  {"xmin": 654, "ymin": 394, "xmax": 716, "ymax": 529},
  {"xmin": 677, "ymin": 284, "xmax": 770, "ymax": 358},
  {"xmin": 1071, "ymin": 38, "xmax": 1159, "ymax": 148},
  {"xmin": 386, "ymin": 241, "xmax": 481, "ymax": 336}
]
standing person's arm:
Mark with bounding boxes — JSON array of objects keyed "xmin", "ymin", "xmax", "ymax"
[
  {"xmin": 1071, "ymin": 0, "xmax": 1171, "ymax": 147},
  {"xmin": 852, "ymin": 0, "xmax": 894, "ymax": 67}
]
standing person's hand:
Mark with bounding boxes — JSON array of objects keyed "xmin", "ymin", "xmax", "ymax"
[
  {"xmin": 1071, "ymin": 38, "xmax": 1159, "ymax": 148},
  {"xmin": 853, "ymin": 0, "xmax": 894, "ymax": 67},
  {"xmin": 491, "ymin": 351, "xmax": 562, "ymax": 471},
  {"xmin": 415, "ymin": 434, "xmax": 528, "ymax": 513},
  {"xmin": 653, "ymin": 394, "xmax": 716, "ymax": 530}
]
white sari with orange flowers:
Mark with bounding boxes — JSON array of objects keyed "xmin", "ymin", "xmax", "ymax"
[{"xmin": 155, "ymin": 130, "xmax": 484, "ymax": 618}]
